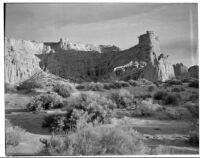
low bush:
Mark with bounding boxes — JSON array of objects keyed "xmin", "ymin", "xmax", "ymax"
[
  {"xmin": 154, "ymin": 91, "xmax": 181, "ymax": 106},
  {"xmin": 111, "ymin": 81, "xmax": 123, "ymax": 89},
  {"xmin": 76, "ymin": 82, "xmax": 104, "ymax": 91},
  {"xmin": 110, "ymin": 89, "xmax": 135, "ymax": 109},
  {"xmin": 164, "ymin": 94, "xmax": 181, "ymax": 106},
  {"xmin": 103, "ymin": 83, "xmax": 112, "ymax": 90},
  {"xmin": 16, "ymin": 80, "xmax": 42, "ymax": 92},
  {"xmin": 153, "ymin": 91, "xmax": 168, "ymax": 100},
  {"xmin": 188, "ymin": 94, "xmax": 199, "ymax": 103},
  {"xmin": 148, "ymin": 85, "xmax": 156, "ymax": 92},
  {"xmin": 117, "ymin": 81, "xmax": 130, "ymax": 87},
  {"xmin": 184, "ymin": 102, "xmax": 199, "ymax": 118},
  {"xmin": 188, "ymin": 80, "xmax": 199, "ymax": 88},
  {"xmin": 189, "ymin": 130, "xmax": 199, "ymax": 146},
  {"xmin": 6, "ymin": 120, "xmax": 26, "ymax": 146},
  {"xmin": 53, "ymin": 81, "xmax": 74, "ymax": 97},
  {"xmin": 39, "ymin": 125, "xmax": 149, "ymax": 155},
  {"xmin": 26, "ymin": 93, "xmax": 64, "ymax": 111},
  {"xmin": 165, "ymin": 108, "xmax": 182, "ymax": 120},
  {"xmin": 128, "ymin": 80, "xmax": 138, "ymax": 87},
  {"xmin": 171, "ymin": 87, "xmax": 185, "ymax": 92},
  {"xmin": 42, "ymin": 114, "xmax": 66, "ymax": 133},
  {"xmin": 188, "ymin": 120, "xmax": 199, "ymax": 146},
  {"xmin": 5, "ymin": 83, "xmax": 16, "ymax": 93},
  {"xmin": 165, "ymin": 79, "xmax": 182, "ymax": 86},
  {"xmin": 135, "ymin": 100, "xmax": 162, "ymax": 116},
  {"xmin": 42, "ymin": 92, "xmax": 116, "ymax": 133},
  {"xmin": 135, "ymin": 94, "xmax": 152, "ymax": 100}
]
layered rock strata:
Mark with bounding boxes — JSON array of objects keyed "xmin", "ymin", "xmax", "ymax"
[{"xmin": 5, "ymin": 31, "xmax": 175, "ymax": 84}]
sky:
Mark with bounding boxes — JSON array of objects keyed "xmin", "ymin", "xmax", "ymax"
[{"xmin": 5, "ymin": 3, "xmax": 198, "ymax": 67}]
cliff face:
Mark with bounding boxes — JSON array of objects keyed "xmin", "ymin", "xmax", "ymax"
[
  {"xmin": 110, "ymin": 31, "xmax": 175, "ymax": 82},
  {"xmin": 173, "ymin": 63, "xmax": 188, "ymax": 78},
  {"xmin": 188, "ymin": 65, "xmax": 199, "ymax": 79},
  {"xmin": 5, "ymin": 37, "xmax": 44, "ymax": 84},
  {"xmin": 5, "ymin": 31, "xmax": 175, "ymax": 84}
]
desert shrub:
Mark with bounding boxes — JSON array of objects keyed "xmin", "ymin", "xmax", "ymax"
[
  {"xmin": 189, "ymin": 130, "xmax": 199, "ymax": 146},
  {"xmin": 53, "ymin": 81, "xmax": 74, "ymax": 97},
  {"xmin": 135, "ymin": 93, "xmax": 152, "ymax": 100},
  {"xmin": 188, "ymin": 94, "xmax": 199, "ymax": 103},
  {"xmin": 188, "ymin": 80, "xmax": 199, "ymax": 88},
  {"xmin": 128, "ymin": 80, "xmax": 138, "ymax": 87},
  {"xmin": 111, "ymin": 81, "xmax": 123, "ymax": 89},
  {"xmin": 165, "ymin": 108, "xmax": 182, "ymax": 120},
  {"xmin": 153, "ymin": 91, "xmax": 168, "ymax": 100},
  {"xmin": 103, "ymin": 82, "xmax": 123, "ymax": 90},
  {"xmin": 184, "ymin": 102, "xmax": 199, "ymax": 118},
  {"xmin": 148, "ymin": 85, "xmax": 156, "ymax": 92},
  {"xmin": 154, "ymin": 92, "xmax": 181, "ymax": 106},
  {"xmin": 16, "ymin": 80, "xmax": 42, "ymax": 91},
  {"xmin": 42, "ymin": 92, "xmax": 116, "ymax": 133},
  {"xmin": 42, "ymin": 114, "xmax": 66, "ymax": 133},
  {"xmin": 138, "ymin": 78, "xmax": 153, "ymax": 86},
  {"xmin": 165, "ymin": 79, "xmax": 182, "ymax": 86},
  {"xmin": 6, "ymin": 120, "xmax": 26, "ymax": 146},
  {"xmin": 5, "ymin": 83, "xmax": 16, "ymax": 93},
  {"xmin": 188, "ymin": 120, "xmax": 199, "ymax": 146},
  {"xmin": 75, "ymin": 84, "xmax": 85, "ymax": 90},
  {"xmin": 164, "ymin": 94, "xmax": 181, "ymax": 106},
  {"xmin": 181, "ymin": 78, "xmax": 191, "ymax": 83},
  {"xmin": 39, "ymin": 125, "xmax": 149, "ymax": 155},
  {"xmin": 26, "ymin": 93, "xmax": 64, "ymax": 111},
  {"xmin": 171, "ymin": 87, "xmax": 185, "ymax": 92},
  {"xmin": 110, "ymin": 89, "xmax": 135, "ymax": 109},
  {"xmin": 153, "ymin": 81, "xmax": 163, "ymax": 87},
  {"xmin": 135, "ymin": 100, "xmax": 162, "ymax": 116},
  {"xmin": 76, "ymin": 82, "xmax": 104, "ymax": 91},
  {"xmin": 118, "ymin": 81, "xmax": 130, "ymax": 87},
  {"xmin": 103, "ymin": 83, "xmax": 111, "ymax": 90}
]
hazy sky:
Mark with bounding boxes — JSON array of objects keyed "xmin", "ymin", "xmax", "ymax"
[{"xmin": 5, "ymin": 3, "xmax": 198, "ymax": 67}]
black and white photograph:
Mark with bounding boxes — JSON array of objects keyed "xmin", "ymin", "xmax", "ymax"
[{"xmin": 4, "ymin": 2, "xmax": 199, "ymax": 156}]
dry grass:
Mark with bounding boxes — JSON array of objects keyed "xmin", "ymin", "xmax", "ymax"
[
  {"xmin": 42, "ymin": 92, "xmax": 116, "ymax": 133},
  {"xmin": 53, "ymin": 81, "xmax": 75, "ymax": 97},
  {"xmin": 39, "ymin": 125, "xmax": 149, "ymax": 155},
  {"xmin": 6, "ymin": 120, "xmax": 26, "ymax": 146},
  {"xmin": 110, "ymin": 89, "xmax": 135, "ymax": 109}
]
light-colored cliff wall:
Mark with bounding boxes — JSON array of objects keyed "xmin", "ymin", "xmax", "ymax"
[
  {"xmin": 5, "ymin": 31, "xmax": 175, "ymax": 84},
  {"xmin": 5, "ymin": 37, "xmax": 45, "ymax": 84}
]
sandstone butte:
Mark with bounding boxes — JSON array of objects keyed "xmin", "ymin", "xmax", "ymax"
[{"xmin": 5, "ymin": 31, "xmax": 187, "ymax": 84}]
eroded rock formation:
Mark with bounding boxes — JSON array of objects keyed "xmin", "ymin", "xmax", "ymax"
[
  {"xmin": 5, "ymin": 31, "xmax": 176, "ymax": 84},
  {"xmin": 173, "ymin": 63, "xmax": 188, "ymax": 78},
  {"xmin": 188, "ymin": 65, "xmax": 199, "ymax": 79},
  {"xmin": 5, "ymin": 37, "xmax": 45, "ymax": 84}
]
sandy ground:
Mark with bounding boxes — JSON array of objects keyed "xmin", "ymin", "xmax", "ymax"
[{"xmin": 5, "ymin": 90, "xmax": 199, "ymax": 155}]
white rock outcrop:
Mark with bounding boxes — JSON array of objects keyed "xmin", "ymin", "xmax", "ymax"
[{"xmin": 5, "ymin": 31, "xmax": 175, "ymax": 84}]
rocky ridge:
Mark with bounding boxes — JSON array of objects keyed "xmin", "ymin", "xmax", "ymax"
[{"xmin": 5, "ymin": 31, "xmax": 178, "ymax": 84}]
